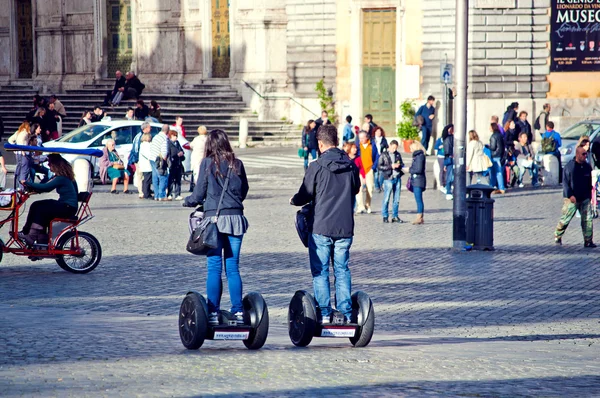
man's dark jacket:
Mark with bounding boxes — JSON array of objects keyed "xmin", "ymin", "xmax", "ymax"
[
  {"xmin": 489, "ymin": 131, "xmax": 506, "ymax": 159},
  {"xmin": 292, "ymin": 148, "xmax": 361, "ymax": 238},
  {"xmin": 517, "ymin": 119, "xmax": 532, "ymax": 144},
  {"xmin": 112, "ymin": 75, "xmax": 126, "ymax": 95},
  {"xmin": 563, "ymin": 159, "xmax": 592, "ymax": 202},
  {"xmin": 125, "ymin": 75, "xmax": 146, "ymax": 96}
]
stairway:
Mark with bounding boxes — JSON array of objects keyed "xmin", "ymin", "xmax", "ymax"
[{"xmin": 0, "ymin": 80, "xmax": 300, "ymax": 146}]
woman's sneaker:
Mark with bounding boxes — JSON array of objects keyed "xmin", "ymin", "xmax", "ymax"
[
  {"xmin": 234, "ymin": 312, "xmax": 245, "ymax": 325},
  {"xmin": 208, "ymin": 312, "xmax": 219, "ymax": 326}
]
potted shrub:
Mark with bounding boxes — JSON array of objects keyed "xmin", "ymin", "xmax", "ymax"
[{"xmin": 397, "ymin": 100, "xmax": 420, "ymax": 153}]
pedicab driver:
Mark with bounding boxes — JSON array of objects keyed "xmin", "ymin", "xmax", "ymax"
[
  {"xmin": 290, "ymin": 124, "xmax": 361, "ymax": 324},
  {"xmin": 20, "ymin": 154, "xmax": 78, "ymax": 246}
]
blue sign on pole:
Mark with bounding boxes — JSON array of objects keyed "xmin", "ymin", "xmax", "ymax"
[{"xmin": 441, "ymin": 64, "xmax": 453, "ymax": 84}]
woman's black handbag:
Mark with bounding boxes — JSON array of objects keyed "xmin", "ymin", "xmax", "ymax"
[
  {"xmin": 295, "ymin": 203, "xmax": 314, "ymax": 248},
  {"xmin": 186, "ymin": 168, "xmax": 232, "ymax": 255}
]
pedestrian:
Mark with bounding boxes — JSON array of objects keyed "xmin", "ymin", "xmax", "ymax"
[
  {"xmin": 9, "ymin": 122, "xmax": 32, "ymax": 189},
  {"xmin": 541, "ymin": 121, "xmax": 563, "ymax": 183},
  {"xmin": 45, "ymin": 102, "xmax": 61, "ymax": 140},
  {"xmin": 31, "ymin": 108, "xmax": 52, "ymax": 143},
  {"xmin": 129, "ymin": 122, "xmax": 151, "ymax": 199},
  {"xmin": 123, "ymin": 71, "xmax": 145, "ymax": 102},
  {"xmin": 301, "ymin": 119, "xmax": 318, "ymax": 170},
  {"xmin": 77, "ymin": 110, "xmax": 93, "ymax": 129},
  {"xmin": 415, "ymin": 95, "xmax": 435, "ymax": 151},
  {"xmin": 442, "ymin": 124, "xmax": 454, "ymax": 200},
  {"xmin": 534, "ymin": 103, "xmax": 551, "ymax": 141},
  {"xmin": 102, "ymin": 71, "xmax": 126, "ymax": 106},
  {"xmin": 409, "ymin": 141, "xmax": 427, "ymax": 225},
  {"xmin": 373, "ymin": 126, "xmax": 389, "ymax": 192},
  {"xmin": 517, "ymin": 111, "xmax": 533, "ymax": 144},
  {"xmin": 315, "ymin": 110, "xmax": 332, "ymax": 128},
  {"xmin": 184, "ymin": 129, "xmax": 250, "ymax": 326},
  {"xmin": 138, "ymin": 131, "xmax": 153, "ymax": 199},
  {"xmin": 49, "ymin": 95, "xmax": 67, "ymax": 119},
  {"xmin": 433, "ymin": 135, "xmax": 447, "ymax": 193},
  {"xmin": 466, "ymin": 130, "xmax": 490, "ymax": 184},
  {"xmin": 149, "ymin": 100, "xmax": 163, "ymax": 123},
  {"xmin": 364, "ymin": 114, "xmax": 377, "ymax": 137},
  {"xmin": 167, "ymin": 130, "xmax": 185, "ymax": 201},
  {"xmin": 514, "ymin": 132, "xmax": 539, "ymax": 187},
  {"xmin": 100, "ymin": 139, "xmax": 131, "ymax": 194},
  {"xmin": 90, "ymin": 106, "xmax": 105, "ymax": 123},
  {"xmin": 343, "ymin": 115, "xmax": 354, "ymax": 144},
  {"xmin": 345, "ymin": 142, "xmax": 364, "ymax": 212},
  {"xmin": 504, "ymin": 120, "xmax": 519, "ymax": 150},
  {"xmin": 29, "ymin": 124, "xmax": 50, "ymax": 183},
  {"xmin": 555, "ymin": 146, "xmax": 596, "ymax": 248},
  {"xmin": 149, "ymin": 124, "xmax": 169, "ymax": 201},
  {"xmin": 502, "ymin": 102, "xmax": 519, "ymax": 126},
  {"xmin": 290, "ymin": 124, "xmax": 360, "ymax": 324},
  {"xmin": 491, "ymin": 115, "xmax": 504, "ymax": 136},
  {"xmin": 172, "ymin": 116, "xmax": 186, "ymax": 138},
  {"xmin": 489, "ymin": 122, "xmax": 506, "ymax": 194},
  {"xmin": 125, "ymin": 107, "xmax": 135, "ymax": 121},
  {"xmin": 356, "ymin": 130, "xmax": 379, "ymax": 214},
  {"xmin": 134, "ymin": 99, "xmax": 149, "ymax": 121},
  {"xmin": 190, "ymin": 126, "xmax": 208, "ymax": 191},
  {"xmin": 378, "ymin": 140, "xmax": 404, "ymax": 223}
]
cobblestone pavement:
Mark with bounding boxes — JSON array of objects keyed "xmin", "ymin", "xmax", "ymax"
[{"xmin": 1, "ymin": 147, "xmax": 599, "ymax": 397}]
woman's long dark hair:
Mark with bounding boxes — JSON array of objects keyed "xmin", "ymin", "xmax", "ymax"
[
  {"xmin": 47, "ymin": 154, "xmax": 75, "ymax": 181},
  {"xmin": 305, "ymin": 119, "xmax": 315, "ymax": 132},
  {"xmin": 204, "ymin": 129, "xmax": 237, "ymax": 176}
]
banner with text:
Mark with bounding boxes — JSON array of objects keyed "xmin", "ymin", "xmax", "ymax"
[{"xmin": 551, "ymin": 0, "xmax": 600, "ymax": 72}]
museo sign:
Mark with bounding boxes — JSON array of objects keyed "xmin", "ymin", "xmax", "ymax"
[{"xmin": 551, "ymin": 0, "xmax": 600, "ymax": 71}]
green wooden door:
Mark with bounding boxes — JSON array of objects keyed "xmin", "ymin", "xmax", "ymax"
[
  {"xmin": 362, "ymin": 9, "xmax": 396, "ymax": 135},
  {"xmin": 16, "ymin": 0, "xmax": 33, "ymax": 78},
  {"xmin": 107, "ymin": 0, "xmax": 132, "ymax": 76}
]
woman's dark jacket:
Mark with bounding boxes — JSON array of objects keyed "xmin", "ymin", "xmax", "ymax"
[
  {"xmin": 184, "ymin": 158, "xmax": 249, "ymax": 217},
  {"xmin": 409, "ymin": 150, "xmax": 426, "ymax": 190},
  {"xmin": 301, "ymin": 127, "xmax": 318, "ymax": 150},
  {"xmin": 149, "ymin": 108, "xmax": 163, "ymax": 123},
  {"xmin": 443, "ymin": 134, "xmax": 454, "ymax": 160},
  {"xmin": 490, "ymin": 131, "xmax": 506, "ymax": 159},
  {"xmin": 167, "ymin": 140, "xmax": 184, "ymax": 170}
]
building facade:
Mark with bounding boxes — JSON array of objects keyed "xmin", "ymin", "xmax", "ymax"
[{"xmin": 1, "ymin": 0, "xmax": 598, "ymax": 140}]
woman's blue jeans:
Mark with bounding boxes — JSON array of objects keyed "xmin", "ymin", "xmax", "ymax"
[
  {"xmin": 205, "ymin": 233, "xmax": 244, "ymax": 313},
  {"xmin": 490, "ymin": 157, "xmax": 506, "ymax": 190},
  {"xmin": 304, "ymin": 149, "xmax": 317, "ymax": 170},
  {"xmin": 445, "ymin": 164, "xmax": 454, "ymax": 194},
  {"xmin": 413, "ymin": 186, "xmax": 424, "ymax": 213}
]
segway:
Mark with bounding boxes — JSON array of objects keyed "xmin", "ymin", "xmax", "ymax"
[
  {"xmin": 179, "ymin": 291, "xmax": 269, "ymax": 350},
  {"xmin": 288, "ymin": 290, "xmax": 374, "ymax": 348}
]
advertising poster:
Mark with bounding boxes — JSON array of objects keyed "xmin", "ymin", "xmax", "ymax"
[{"xmin": 551, "ymin": 0, "xmax": 600, "ymax": 72}]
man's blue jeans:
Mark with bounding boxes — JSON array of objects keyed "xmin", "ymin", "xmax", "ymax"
[
  {"xmin": 206, "ymin": 233, "xmax": 244, "ymax": 313},
  {"xmin": 374, "ymin": 170, "xmax": 384, "ymax": 191},
  {"xmin": 518, "ymin": 164, "xmax": 539, "ymax": 186},
  {"xmin": 304, "ymin": 149, "xmax": 317, "ymax": 170},
  {"xmin": 308, "ymin": 234, "xmax": 352, "ymax": 319},
  {"xmin": 490, "ymin": 157, "xmax": 506, "ymax": 190},
  {"xmin": 382, "ymin": 177, "xmax": 401, "ymax": 218},
  {"xmin": 150, "ymin": 160, "xmax": 168, "ymax": 199},
  {"xmin": 421, "ymin": 126, "xmax": 432, "ymax": 151}
]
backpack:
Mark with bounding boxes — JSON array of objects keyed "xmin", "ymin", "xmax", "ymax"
[
  {"xmin": 534, "ymin": 112, "xmax": 544, "ymax": 131},
  {"xmin": 541, "ymin": 133, "xmax": 557, "ymax": 154}
]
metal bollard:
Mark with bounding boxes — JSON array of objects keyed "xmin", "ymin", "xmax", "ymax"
[{"xmin": 239, "ymin": 118, "xmax": 249, "ymax": 148}]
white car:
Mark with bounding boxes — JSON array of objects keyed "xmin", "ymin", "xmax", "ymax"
[{"xmin": 44, "ymin": 120, "xmax": 192, "ymax": 177}]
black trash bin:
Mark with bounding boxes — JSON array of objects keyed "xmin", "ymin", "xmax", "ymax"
[{"xmin": 466, "ymin": 184, "xmax": 495, "ymax": 250}]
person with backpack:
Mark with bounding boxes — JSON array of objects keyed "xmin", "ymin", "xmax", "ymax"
[
  {"xmin": 534, "ymin": 104, "xmax": 551, "ymax": 141},
  {"xmin": 378, "ymin": 140, "xmax": 404, "ymax": 223},
  {"xmin": 554, "ymin": 146, "xmax": 595, "ymax": 248},
  {"xmin": 290, "ymin": 124, "xmax": 361, "ymax": 324},
  {"xmin": 415, "ymin": 95, "xmax": 436, "ymax": 151},
  {"xmin": 541, "ymin": 121, "xmax": 563, "ymax": 183}
]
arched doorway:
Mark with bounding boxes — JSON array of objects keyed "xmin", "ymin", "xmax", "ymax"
[
  {"xmin": 211, "ymin": 0, "xmax": 230, "ymax": 78},
  {"xmin": 16, "ymin": 0, "xmax": 33, "ymax": 79}
]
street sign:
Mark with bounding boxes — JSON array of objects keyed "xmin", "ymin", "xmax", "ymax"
[{"xmin": 441, "ymin": 63, "xmax": 453, "ymax": 84}]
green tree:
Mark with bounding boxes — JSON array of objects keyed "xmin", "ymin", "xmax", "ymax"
[
  {"xmin": 315, "ymin": 79, "xmax": 337, "ymax": 124},
  {"xmin": 397, "ymin": 100, "xmax": 419, "ymax": 141}
]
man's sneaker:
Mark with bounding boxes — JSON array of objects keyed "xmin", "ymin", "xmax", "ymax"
[
  {"xmin": 234, "ymin": 312, "xmax": 245, "ymax": 325},
  {"xmin": 366, "ymin": 208, "xmax": 372, "ymax": 214},
  {"xmin": 321, "ymin": 315, "xmax": 331, "ymax": 324},
  {"xmin": 555, "ymin": 237, "xmax": 562, "ymax": 245},
  {"xmin": 208, "ymin": 312, "xmax": 219, "ymax": 326},
  {"xmin": 391, "ymin": 217, "xmax": 404, "ymax": 223},
  {"xmin": 439, "ymin": 187, "xmax": 447, "ymax": 194},
  {"xmin": 518, "ymin": 183, "xmax": 524, "ymax": 188},
  {"xmin": 383, "ymin": 217, "xmax": 389, "ymax": 223},
  {"xmin": 446, "ymin": 194, "xmax": 453, "ymax": 201},
  {"xmin": 584, "ymin": 242, "xmax": 597, "ymax": 248}
]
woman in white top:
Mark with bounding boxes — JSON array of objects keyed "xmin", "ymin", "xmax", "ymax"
[
  {"xmin": 138, "ymin": 132, "xmax": 154, "ymax": 199},
  {"xmin": 189, "ymin": 125, "xmax": 208, "ymax": 191},
  {"xmin": 466, "ymin": 130, "xmax": 490, "ymax": 184}
]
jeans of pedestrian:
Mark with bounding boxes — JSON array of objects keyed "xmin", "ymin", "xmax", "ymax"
[
  {"xmin": 374, "ymin": 170, "xmax": 384, "ymax": 191},
  {"xmin": 445, "ymin": 164, "xmax": 454, "ymax": 194},
  {"xmin": 382, "ymin": 177, "xmax": 401, "ymax": 219},
  {"xmin": 15, "ymin": 154, "xmax": 32, "ymax": 190},
  {"xmin": 490, "ymin": 157, "xmax": 506, "ymax": 190},
  {"xmin": 30, "ymin": 163, "xmax": 51, "ymax": 183},
  {"xmin": 421, "ymin": 126, "xmax": 431, "ymax": 151},
  {"xmin": 308, "ymin": 234, "xmax": 352, "ymax": 319},
  {"xmin": 142, "ymin": 172, "xmax": 152, "ymax": 198},
  {"xmin": 555, "ymin": 199, "xmax": 593, "ymax": 244},
  {"xmin": 518, "ymin": 164, "xmax": 539, "ymax": 186},
  {"xmin": 150, "ymin": 160, "xmax": 168, "ymax": 199},
  {"xmin": 304, "ymin": 149, "xmax": 317, "ymax": 170},
  {"xmin": 168, "ymin": 166, "xmax": 182, "ymax": 198},
  {"xmin": 413, "ymin": 186, "xmax": 424, "ymax": 214},
  {"xmin": 206, "ymin": 233, "xmax": 244, "ymax": 313}
]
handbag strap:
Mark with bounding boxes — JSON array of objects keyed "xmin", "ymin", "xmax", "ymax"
[{"xmin": 215, "ymin": 165, "xmax": 232, "ymax": 218}]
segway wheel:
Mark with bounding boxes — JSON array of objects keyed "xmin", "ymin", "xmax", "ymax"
[
  {"xmin": 242, "ymin": 293, "xmax": 269, "ymax": 350},
  {"xmin": 349, "ymin": 292, "xmax": 375, "ymax": 348},
  {"xmin": 179, "ymin": 292, "xmax": 208, "ymax": 350},
  {"xmin": 288, "ymin": 291, "xmax": 317, "ymax": 347}
]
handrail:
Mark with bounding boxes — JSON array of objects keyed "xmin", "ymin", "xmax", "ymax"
[{"xmin": 241, "ymin": 80, "xmax": 318, "ymax": 118}]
